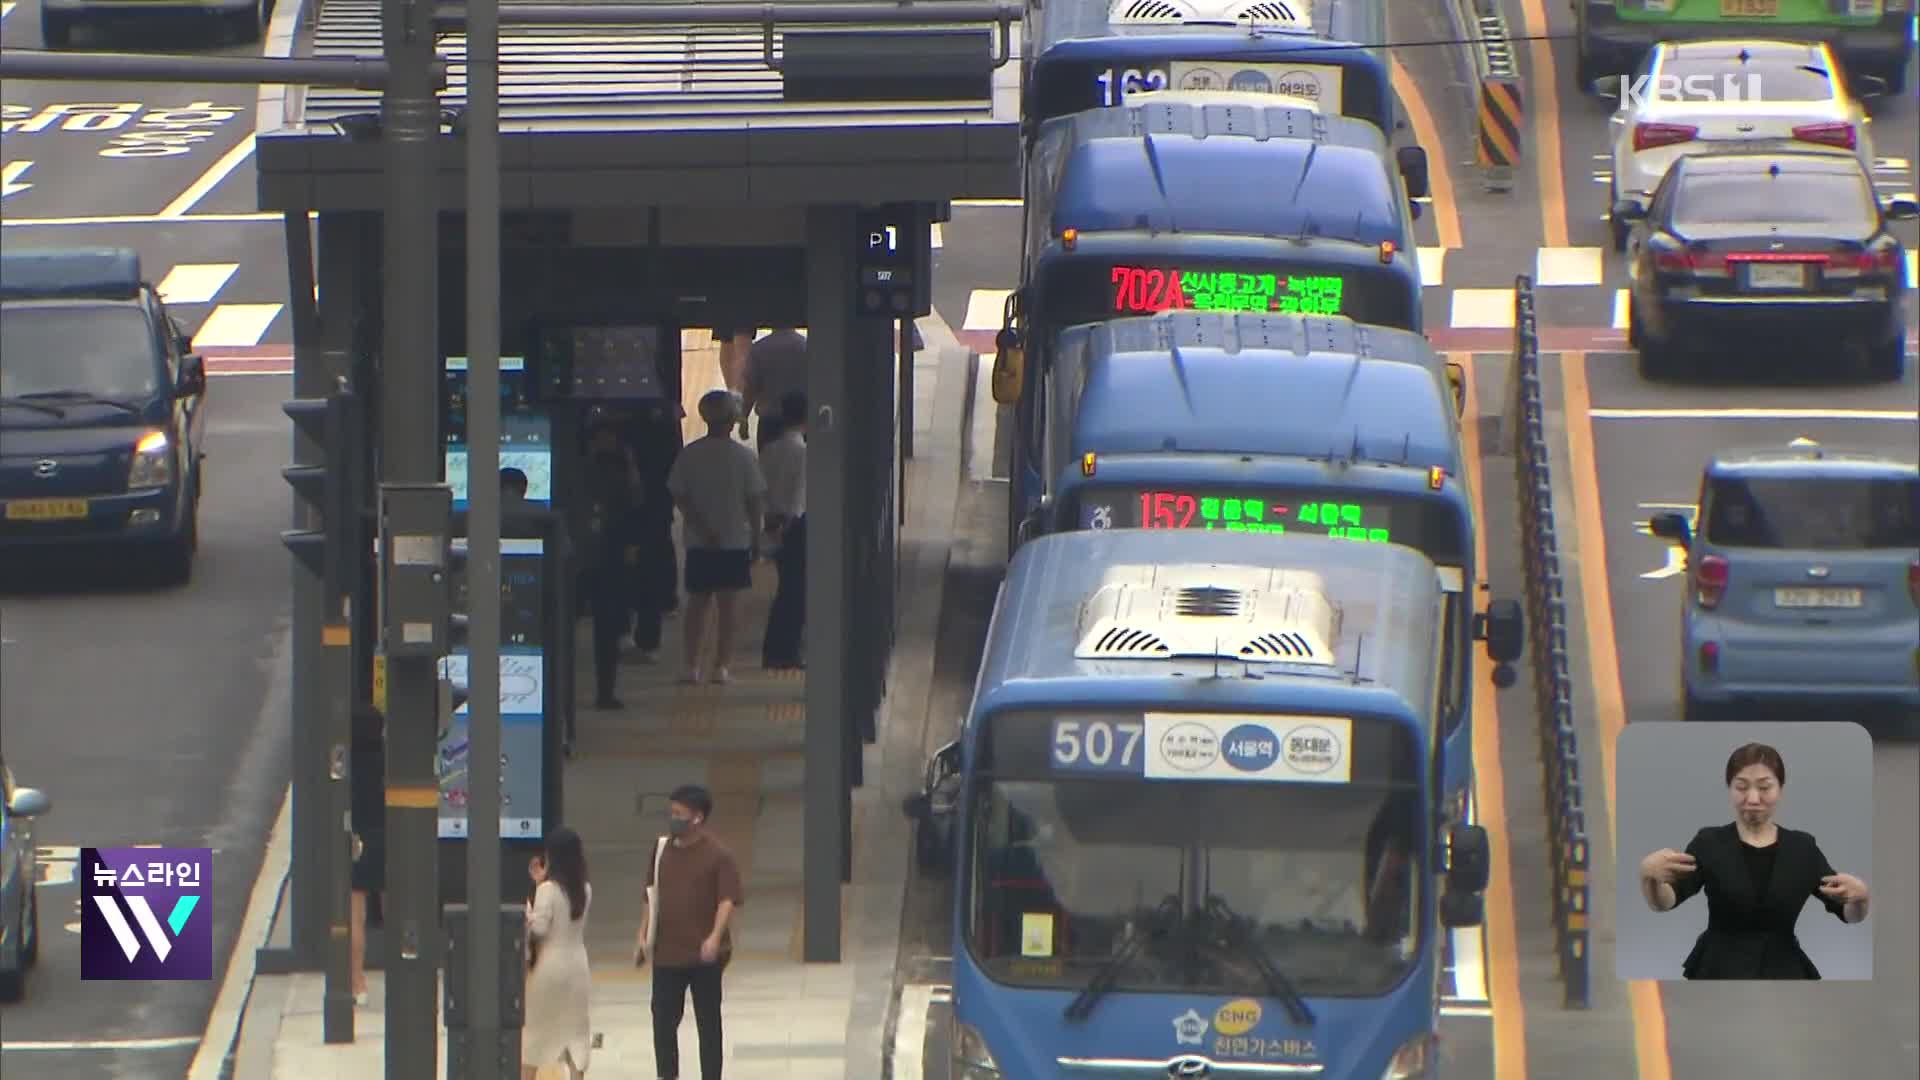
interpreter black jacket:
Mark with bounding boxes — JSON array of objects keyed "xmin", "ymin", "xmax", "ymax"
[{"xmin": 1674, "ymin": 822, "xmax": 1850, "ymax": 980}]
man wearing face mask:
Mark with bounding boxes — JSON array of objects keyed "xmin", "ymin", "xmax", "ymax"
[{"xmin": 635, "ymin": 785, "xmax": 744, "ymax": 1079}]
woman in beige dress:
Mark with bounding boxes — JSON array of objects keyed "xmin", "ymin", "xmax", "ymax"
[{"xmin": 523, "ymin": 826, "xmax": 593, "ymax": 1079}]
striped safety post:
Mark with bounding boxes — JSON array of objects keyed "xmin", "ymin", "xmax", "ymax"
[{"xmin": 1476, "ymin": 74, "xmax": 1523, "ymax": 193}]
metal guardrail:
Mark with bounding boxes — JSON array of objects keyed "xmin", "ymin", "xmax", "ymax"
[
  {"xmin": 1510, "ymin": 277, "xmax": 1591, "ymax": 1009},
  {"xmin": 1444, "ymin": 0, "xmax": 1523, "ymax": 193}
]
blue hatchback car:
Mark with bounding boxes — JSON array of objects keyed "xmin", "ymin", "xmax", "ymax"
[{"xmin": 1650, "ymin": 439, "xmax": 1920, "ymax": 722}]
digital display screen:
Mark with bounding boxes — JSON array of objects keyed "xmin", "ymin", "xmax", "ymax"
[
  {"xmin": 443, "ymin": 356, "xmax": 553, "ymax": 511},
  {"xmin": 1026, "ymin": 55, "xmax": 1388, "ymax": 132},
  {"xmin": 1040, "ymin": 258, "xmax": 1417, "ymax": 331},
  {"xmin": 1072, "ymin": 486, "xmax": 1466, "ymax": 563},
  {"xmin": 438, "ymin": 537, "xmax": 547, "ymax": 840}
]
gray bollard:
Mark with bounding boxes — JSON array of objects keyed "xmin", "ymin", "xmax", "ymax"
[{"xmin": 444, "ymin": 903, "xmax": 527, "ymax": 1079}]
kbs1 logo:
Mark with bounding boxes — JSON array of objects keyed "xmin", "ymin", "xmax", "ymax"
[
  {"xmin": 1618, "ymin": 72, "xmax": 1764, "ymax": 111},
  {"xmin": 80, "ymin": 847, "xmax": 213, "ymax": 981}
]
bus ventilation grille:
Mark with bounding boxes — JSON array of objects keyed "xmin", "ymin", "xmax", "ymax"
[
  {"xmin": 1238, "ymin": 632, "xmax": 1322, "ymax": 659},
  {"xmin": 1174, "ymin": 586, "xmax": 1244, "ymax": 617},
  {"xmin": 1107, "ymin": 0, "xmax": 1312, "ymax": 29},
  {"xmin": 1087, "ymin": 627, "xmax": 1174, "ymax": 657}
]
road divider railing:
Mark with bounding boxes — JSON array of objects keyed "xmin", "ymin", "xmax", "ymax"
[
  {"xmin": 1445, "ymin": 0, "xmax": 1522, "ymax": 192},
  {"xmin": 1510, "ymin": 277, "xmax": 1591, "ymax": 1009}
]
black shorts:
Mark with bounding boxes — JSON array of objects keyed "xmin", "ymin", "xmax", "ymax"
[
  {"xmin": 351, "ymin": 828, "xmax": 386, "ymax": 893},
  {"xmin": 685, "ymin": 548, "xmax": 752, "ymax": 594}
]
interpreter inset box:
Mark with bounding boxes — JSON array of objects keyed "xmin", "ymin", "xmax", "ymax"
[{"xmin": 1615, "ymin": 721, "xmax": 1873, "ymax": 981}]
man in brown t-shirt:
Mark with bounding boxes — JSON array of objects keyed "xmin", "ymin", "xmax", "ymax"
[{"xmin": 636, "ymin": 784, "xmax": 743, "ymax": 1080}]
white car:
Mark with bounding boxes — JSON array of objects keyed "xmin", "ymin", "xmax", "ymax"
[{"xmin": 1604, "ymin": 39, "xmax": 1885, "ymax": 252}]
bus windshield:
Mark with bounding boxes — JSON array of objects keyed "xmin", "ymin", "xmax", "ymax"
[
  {"xmin": 1036, "ymin": 254, "xmax": 1420, "ymax": 331},
  {"xmin": 967, "ymin": 778, "xmax": 1423, "ymax": 998}
]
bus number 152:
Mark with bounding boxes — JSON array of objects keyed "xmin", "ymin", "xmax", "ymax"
[
  {"xmin": 1051, "ymin": 719, "xmax": 1145, "ymax": 771},
  {"xmin": 1095, "ymin": 67, "xmax": 1171, "ymax": 106}
]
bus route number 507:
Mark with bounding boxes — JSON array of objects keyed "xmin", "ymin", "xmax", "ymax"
[{"xmin": 1051, "ymin": 718, "xmax": 1145, "ymax": 773}]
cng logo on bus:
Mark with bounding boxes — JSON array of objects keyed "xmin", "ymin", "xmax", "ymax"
[
  {"xmin": 1220, "ymin": 724, "xmax": 1279, "ymax": 773},
  {"xmin": 1283, "ymin": 725, "xmax": 1342, "ymax": 775},
  {"xmin": 1214, "ymin": 998, "xmax": 1263, "ymax": 1035}
]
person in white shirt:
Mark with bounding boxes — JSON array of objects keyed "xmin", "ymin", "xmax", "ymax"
[
  {"xmin": 666, "ymin": 390, "xmax": 767, "ymax": 684},
  {"xmin": 759, "ymin": 392, "xmax": 808, "ymax": 669}
]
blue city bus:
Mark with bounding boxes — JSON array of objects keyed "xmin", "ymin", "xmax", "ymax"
[
  {"xmin": 1023, "ymin": 0, "xmax": 1405, "ymax": 139},
  {"xmin": 995, "ymin": 97, "xmax": 1428, "ymax": 547},
  {"xmin": 1018, "ymin": 310, "xmax": 1523, "ymax": 812},
  {"xmin": 903, "ymin": 528, "xmax": 1492, "ymax": 1079}
]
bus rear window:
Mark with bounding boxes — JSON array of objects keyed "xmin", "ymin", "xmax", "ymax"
[{"xmin": 1703, "ymin": 476, "xmax": 1920, "ymax": 549}]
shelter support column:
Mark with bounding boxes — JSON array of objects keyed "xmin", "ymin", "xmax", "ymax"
[{"xmin": 803, "ymin": 206, "xmax": 854, "ymax": 962}]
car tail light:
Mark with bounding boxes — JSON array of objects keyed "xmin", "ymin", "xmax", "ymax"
[
  {"xmin": 1908, "ymin": 559, "xmax": 1918, "ymax": 607},
  {"xmin": 1633, "ymin": 122, "xmax": 1698, "ymax": 152},
  {"xmin": 1792, "ymin": 121, "xmax": 1857, "ymax": 150},
  {"xmin": 1827, "ymin": 246, "xmax": 1900, "ymax": 278},
  {"xmin": 1694, "ymin": 555, "xmax": 1729, "ymax": 609},
  {"xmin": 1654, "ymin": 249, "xmax": 1727, "ymax": 273},
  {"xmin": 1699, "ymin": 641, "xmax": 1720, "ymax": 674}
]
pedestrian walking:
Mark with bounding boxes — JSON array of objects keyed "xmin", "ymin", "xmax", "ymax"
[
  {"xmin": 523, "ymin": 826, "xmax": 594, "ymax": 1080},
  {"xmin": 666, "ymin": 391, "xmax": 767, "ymax": 685},
  {"xmin": 348, "ymin": 702, "xmax": 386, "ymax": 1007},
  {"xmin": 759, "ymin": 391, "xmax": 808, "ymax": 670},
  {"xmin": 586, "ymin": 420, "xmax": 640, "ymax": 707},
  {"xmin": 635, "ymin": 785, "xmax": 743, "ymax": 1080},
  {"xmin": 740, "ymin": 327, "xmax": 807, "ymax": 450}
]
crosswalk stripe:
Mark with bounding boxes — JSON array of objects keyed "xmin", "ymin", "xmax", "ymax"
[
  {"xmin": 1612, "ymin": 288, "xmax": 1631, "ymax": 330},
  {"xmin": 1535, "ymin": 246, "xmax": 1605, "ymax": 288},
  {"xmin": 191, "ymin": 304, "xmax": 284, "ymax": 349},
  {"xmin": 962, "ymin": 288, "xmax": 1012, "ymax": 334},
  {"xmin": 931, "ymin": 223, "xmax": 944, "ymax": 250},
  {"xmin": 156, "ymin": 263, "xmax": 239, "ymax": 306},
  {"xmin": 1417, "ymin": 247, "xmax": 1446, "ymax": 287},
  {"xmin": 1448, "ymin": 288, "xmax": 1518, "ymax": 330},
  {"xmin": 1908, "ymin": 250, "xmax": 1917, "ymax": 287}
]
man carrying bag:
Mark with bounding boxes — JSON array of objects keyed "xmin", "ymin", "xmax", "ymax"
[{"xmin": 633, "ymin": 785, "xmax": 743, "ymax": 1080}]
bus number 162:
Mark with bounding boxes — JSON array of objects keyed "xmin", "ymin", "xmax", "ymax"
[
  {"xmin": 1052, "ymin": 719, "xmax": 1145, "ymax": 770},
  {"xmin": 1095, "ymin": 67, "xmax": 1171, "ymax": 106}
]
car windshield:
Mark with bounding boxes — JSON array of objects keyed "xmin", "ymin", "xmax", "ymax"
[
  {"xmin": 964, "ymin": 776, "xmax": 1424, "ymax": 998},
  {"xmin": 1657, "ymin": 54, "xmax": 1833, "ymax": 102},
  {"xmin": 0, "ymin": 306, "xmax": 161, "ymax": 400},
  {"xmin": 1704, "ymin": 475, "xmax": 1920, "ymax": 549},
  {"xmin": 1672, "ymin": 170, "xmax": 1876, "ymax": 232}
]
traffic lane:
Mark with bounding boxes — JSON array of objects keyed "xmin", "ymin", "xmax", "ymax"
[
  {"xmin": 1, "ymin": 51, "xmax": 261, "ymax": 222},
  {"xmin": 0, "ymin": 376, "xmax": 293, "ymax": 1070},
  {"xmin": 1582, "ymin": 347, "xmax": 1919, "ymax": 408},
  {"xmin": 1589, "ymin": 412, "xmax": 1920, "ymax": 1080},
  {"xmin": 933, "ymin": 202, "xmax": 1020, "ymax": 350},
  {"xmin": 180, "ymin": 143, "xmax": 271, "ymax": 217}
]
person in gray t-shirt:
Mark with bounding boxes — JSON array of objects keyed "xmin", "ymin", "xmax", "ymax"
[
  {"xmin": 741, "ymin": 328, "xmax": 808, "ymax": 448},
  {"xmin": 666, "ymin": 390, "xmax": 768, "ymax": 685}
]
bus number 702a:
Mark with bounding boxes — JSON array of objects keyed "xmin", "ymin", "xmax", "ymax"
[{"xmin": 1095, "ymin": 67, "xmax": 1171, "ymax": 106}]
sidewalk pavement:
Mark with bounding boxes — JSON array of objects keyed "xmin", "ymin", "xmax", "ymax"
[{"xmin": 230, "ymin": 326, "xmax": 972, "ymax": 1079}]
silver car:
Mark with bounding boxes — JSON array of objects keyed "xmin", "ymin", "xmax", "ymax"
[
  {"xmin": 1649, "ymin": 440, "xmax": 1920, "ymax": 723},
  {"xmin": 1604, "ymin": 39, "xmax": 1886, "ymax": 252}
]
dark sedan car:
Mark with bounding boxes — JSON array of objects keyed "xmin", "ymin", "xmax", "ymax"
[{"xmin": 1615, "ymin": 151, "xmax": 1918, "ymax": 382}]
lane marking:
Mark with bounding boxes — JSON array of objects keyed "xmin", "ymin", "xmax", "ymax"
[
  {"xmin": 3, "ymin": 211, "xmax": 292, "ymax": 227},
  {"xmin": 187, "ymin": 786, "xmax": 292, "ymax": 1080},
  {"xmin": 951, "ymin": 198, "xmax": 1021, "ymax": 208},
  {"xmin": 930, "ymin": 222, "xmax": 943, "ymax": 250},
  {"xmin": 1, "ymin": 2, "xmax": 14, "ymax": 20},
  {"xmin": 1449, "ymin": 288, "xmax": 1519, "ymax": 330},
  {"xmin": 968, "ymin": 353, "xmax": 999, "ymax": 483},
  {"xmin": 1535, "ymin": 246, "xmax": 1605, "ymax": 287},
  {"xmin": 893, "ymin": 983, "xmax": 935, "ymax": 1079},
  {"xmin": 961, "ymin": 288, "xmax": 1011, "ymax": 334},
  {"xmin": 1589, "ymin": 408, "xmax": 1918, "ymax": 421},
  {"xmin": 1909, "ymin": 250, "xmax": 1918, "ymax": 287},
  {"xmin": 191, "ymin": 304, "xmax": 284, "ymax": 349},
  {"xmin": 1517, "ymin": 0, "xmax": 1572, "ymax": 251},
  {"xmin": 1389, "ymin": 55, "xmax": 1463, "ymax": 251},
  {"xmin": 156, "ymin": 263, "xmax": 240, "ymax": 306},
  {"xmin": 1562, "ymin": 352, "xmax": 1675, "ymax": 1080},
  {"xmin": 1456, "ymin": 354, "xmax": 1529, "ymax": 1080},
  {"xmin": 1611, "ymin": 288, "xmax": 1630, "ymax": 330},
  {"xmin": 1418, "ymin": 247, "xmax": 1447, "ymax": 287},
  {"xmin": 2, "ymin": 1036, "xmax": 205, "ymax": 1052},
  {"xmin": 158, "ymin": 135, "xmax": 257, "ymax": 220},
  {"xmin": 2, "ymin": 160, "xmax": 32, "ymax": 197}
]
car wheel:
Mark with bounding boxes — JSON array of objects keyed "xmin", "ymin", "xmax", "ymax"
[
  {"xmin": 23, "ymin": 888, "xmax": 37, "ymax": 968},
  {"xmin": 41, "ymin": 15, "xmax": 72, "ymax": 48},
  {"xmin": 0, "ymin": 902, "xmax": 24, "ymax": 1002},
  {"xmin": 1575, "ymin": 51, "xmax": 1603, "ymax": 95},
  {"xmin": 1866, "ymin": 334, "xmax": 1907, "ymax": 382},
  {"xmin": 158, "ymin": 503, "xmax": 199, "ymax": 587},
  {"xmin": 1878, "ymin": 63, "xmax": 1908, "ymax": 97}
]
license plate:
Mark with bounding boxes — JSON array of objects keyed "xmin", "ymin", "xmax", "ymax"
[
  {"xmin": 1744, "ymin": 263, "xmax": 1806, "ymax": 290},
  {"xmin": 1722, "ymin": 0, "xmax": 1779, "ymax": 15},
  {"xmin": 1774, "ymin": 587, "xmax": 1863, "ymax": 609},
  {"xmin": 3, "ymin": 499, "xmax": 89, "ymax": 521}
]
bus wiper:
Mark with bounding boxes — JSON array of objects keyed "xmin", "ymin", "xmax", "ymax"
[
  {"xmin": 1063, "ymin": 894, "xmax": 1180, "ymax": 1022},
  {"xmin": 16, "ymin": 390, "xmax": 140, "ymax": 413},
  {"xmin": 0, "ymin": 396, "xmax": 67, "ymax": 417},
  {"xmin": 1195, "ymin": 895, "xmax": 1316, "ymax": 1027}
]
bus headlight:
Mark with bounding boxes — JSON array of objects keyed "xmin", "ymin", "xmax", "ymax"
[
  {"xmin": 1381, "ymin": 1031, "xmax": 1436, "ymax": 1079},
  {"xmin": 952, "ymin": 1020, "xmax": 1002, "ymax": 1078},
  {"xmin": 127, "ymin": 430, "xmax": 174, "ymax": 490}
]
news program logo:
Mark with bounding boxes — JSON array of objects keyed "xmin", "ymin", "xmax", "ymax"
[{"xmin": 80, "ymin": 847, "xmax": 212, "ymax": 981}]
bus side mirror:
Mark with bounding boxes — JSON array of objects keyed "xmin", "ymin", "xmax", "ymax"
[
  {"xmin": 1395, "ymin": 145, "xmax": 1430, "ymax": 200},
  {"xmin": 1447, "ymin": 823, "xmax": 1491, "ymax": 893},
  {"xmin": 1474, "ymin": 598, "xmax": 1524, "ymax": 664},
  {"xmin": 1440, "ymin": 890, "xmax": 1484, "ymax": 928},
  {"xmin": 1444, "ymin": 361, "xmax": 1466, "ymax": 417},
  {"xmin": 991, "ymin": 330, "xmax": 1025, "ymax": 406},
  {"xmin": 1648, "ymin": 512, "xmax": 1691, "ymax": 549}
]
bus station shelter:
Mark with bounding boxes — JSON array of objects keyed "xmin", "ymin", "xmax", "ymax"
[{"xmin": 258, "ymin": 0, "xmax": 1020, "ymax": 967}]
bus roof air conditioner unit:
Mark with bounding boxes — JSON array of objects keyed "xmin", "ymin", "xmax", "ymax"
[
  {"xmin": 1108, "ymin": 0, "xmax": 1313, "ymax": 30},
  {"xmin": 1073, "ymin": 563, "xmax": 1340, "ymax": 663}
]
